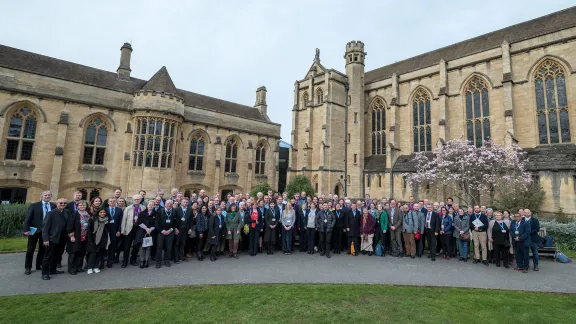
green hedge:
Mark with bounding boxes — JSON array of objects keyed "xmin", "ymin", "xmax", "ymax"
[
  {"xmin": 0, "ymin": 203, "xmax": 29, "ymax": 237},
  {"xmin": 540, "ymin": 220, "xmax": 576, "ymax": 250}
]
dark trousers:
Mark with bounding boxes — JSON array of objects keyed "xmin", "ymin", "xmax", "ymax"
[
  {"xmin": 425, "ymin": 229, "xmax": 437, "ymax": 259},
  {"xmin": 25, "ymin": 232, "xmax": 45, "ymax": 269},
  {"xmin": 306, "ymin": 228, "xmax": 316, "ymax": 253},
  {"xmin": 282, "ymin": 228, "xmax": 293, "ymax": 252},
  {"xmin": 174, "ymin": 231, "xmax": 187, "ymax": 260},
  {"xmin": 123, "ymin": 227, "xmax": 139, "ymax": 262},
  {"xmin": 319, "ymin": 231, "xmax": 332, "ymax": 254},
  {"xmin": 333, "ymin": 226, "xmax": 343, "ymax": 252},
  {"xmin": 390, "ymin": 230, "xmax": 402, "ymax": 254},
  {"xmin": 299, "ymin": 229, "xmax": 307, "ymax": 252},
  {"xmin": 493, "ymin": 243, "xmax": 510, "ymax": 265},
  {"xmin": 88, "ymin": 247, "xmax": 106, "ymax": 269},
  {"xmin": 441, "ymin": 234, "xmax": 452, "ymax": 257},
  {"xmin": 277, "ymin": 226, "xmax": 283, "ymax": 251},
  {"xmin": 155, "ymin": 232, "xmax": 174, "ymax": 261},
  {"xmin": 210, "ymin": 241, "xmax": 218, "ymax": 258},
  {"xmin": 54, "ymin": 232, "xmax": 67, "ymax": 266},
  {"xmin": 515, "ymin": 244, "xmax": 529, "ymax": 269},
  {"xmin": 248, "ymin": 228, "xmax": 259, "ymax": 255},
  {"xmin": 348, "ymin": 236, "xmax": 359, "ymax": 254},
  {"xmin": 41, "ymin": 242, "xmax": 57, "ymax": 275},
  {"xmin": 107, "ymin": 234, "xmax": 119, "ymax": 264},
  {"xmin": 416, "ymin": 236, "xmax": 423, "ymax": 257},
  {"xmin": 68, "ymin": 242, "xmax": 86, "ymax": 273}
]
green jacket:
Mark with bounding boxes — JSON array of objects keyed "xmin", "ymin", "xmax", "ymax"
[
  {"xmin": 225, "ymin": 211, "xmax": 244, "ymax": 239},
  {"xmin": 378, "ymin": 210, "xmax": 389, "ymax": 232}
]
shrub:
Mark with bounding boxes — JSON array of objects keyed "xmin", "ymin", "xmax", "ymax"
[
  {"xmin": 540, "ymin": 220, "xmax": 576, "ymax": 250},
  {"xmin": 493, "ymin": 182, "xmax": 545, "ymax": 214},
  {"xmin": 286, "ymin": 175, "xmax": 315, "ymax": 199},
  {"xmin": 250, "ymin": 182, "xmax": 273, "ymax": 198},
  {"xmin": 0, "ymin": 203, "xmax": 30, "ymax": 237}
]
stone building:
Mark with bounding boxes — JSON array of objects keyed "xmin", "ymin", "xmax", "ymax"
[
  {"xmin": 288, "ymin": 7, "xmax": 576, "ymax": 216},
  {"xmin": 0, "ymin": 43, "xmax": 281, "ymax": 203}
]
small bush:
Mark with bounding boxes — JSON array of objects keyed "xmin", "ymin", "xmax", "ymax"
[
  {"xmin": 493, "ymin": 182, "xmax": 545, "ymax": 214},
  {"xmin": 540, "ymin": 220, "xmax": 576, "ymax": 250},
  {"xmin": 286, "ymin": 175, "xmax": 315, "ymax": 199},
  {"xmin": 0, "ymin": 203, "xmax": 30, "ymax": 237},
  {"xmin": 250, "ymin": 182, "xmax": 273, "ymax": 198}
]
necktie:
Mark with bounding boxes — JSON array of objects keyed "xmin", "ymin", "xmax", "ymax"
[{"xmin": 43, "ymin": 202, "xmax": 49, "ymax": 218}]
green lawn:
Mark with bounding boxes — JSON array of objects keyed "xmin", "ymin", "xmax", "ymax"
[
  {"xmin": 0, "ymin": 284, "xmax": 574, "ymax": 324},
  {"xmin": 0, "ymin": 237, "xmax": 27, "ymax": 252}
]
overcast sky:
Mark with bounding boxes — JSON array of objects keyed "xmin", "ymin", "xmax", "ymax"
[{"xmin": 1, "ymin": 1, "xmax": 574, "ymax": 142}]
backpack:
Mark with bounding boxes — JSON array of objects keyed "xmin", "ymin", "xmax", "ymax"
[
  {"xmin": 375, "ymin": 241, "xmax": 383, "ymax": 256},
  {"xmin": 555, "ymin": 251, "xmax": 572, "ymax": 263},
  {"xmin": 543, "ymin": 236, "xmax": 554, "ymax": 248}
]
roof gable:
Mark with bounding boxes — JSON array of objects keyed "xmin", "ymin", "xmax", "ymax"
[{"xmin": 141, "ymin": 66, "xmax": 178, "ymax": 95}]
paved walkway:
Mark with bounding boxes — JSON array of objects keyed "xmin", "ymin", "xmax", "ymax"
[{"xmin": 1, "ymin": 251, "xmax": 575, "ymax": 296}]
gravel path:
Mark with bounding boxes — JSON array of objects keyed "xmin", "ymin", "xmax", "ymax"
[{"xmin": 0, "ymin": 251, "xmax": 574, "ymax": 296}]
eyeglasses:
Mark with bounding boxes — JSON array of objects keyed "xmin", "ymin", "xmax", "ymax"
[{"xmin": 58, "ymin": 202, "xmax": 67, "ymax": 205}]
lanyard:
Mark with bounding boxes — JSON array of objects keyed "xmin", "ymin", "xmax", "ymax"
[
  {"xmin": 166, "ymin": 210, "xmax": 172, "ymax": 220},
  {"xmin": 499, "ymin": 222, "xmax": 505, "ymax": 230}
]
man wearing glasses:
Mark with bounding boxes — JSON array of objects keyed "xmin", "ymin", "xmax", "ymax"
[{"xmin": 41, "ymin": 198, "xmax": 69, "ymax": 280}]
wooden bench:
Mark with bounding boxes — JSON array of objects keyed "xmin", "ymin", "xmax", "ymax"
[{"xmin": 533, "ymin": 228, "xmax": 557, "ymax": 257}]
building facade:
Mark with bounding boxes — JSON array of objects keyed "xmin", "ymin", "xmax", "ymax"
[
  {"xmin": 289, "ymin": 7, "xmax": 576, "ymax": 216},
  {"xmin": 0, "ymin": 43, "xmax": 281, "ymax": 203}
]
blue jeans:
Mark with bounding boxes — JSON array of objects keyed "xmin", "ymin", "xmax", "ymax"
[
  {"xmin": 529, "ymin": 241, "xmax": 539, "ymax": 266},
  {"xmin": 458, "ymin": 239, "xmax": 469, "ymax": 259},
  {"xmin": 282, "ymin": 228, "xmax": 293, "ymax": 252}
]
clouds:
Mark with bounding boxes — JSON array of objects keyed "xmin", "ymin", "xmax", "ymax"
[{"xmin": 1, "ymin": 0, "xmax": 573, "ymax": 141}]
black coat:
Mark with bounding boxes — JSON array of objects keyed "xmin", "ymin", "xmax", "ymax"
[
  {"xmin": 333, "ymin": 209, "xmax": 345, "ymax": 228},
  {"xmin": 264, "ymin": 208, "xmax": 279, "ymax": 242},
  {"xmin": 491, "ymin": 221, "xmax": 510, "ymax": 246},
  {"xmin": 135, "ymin": 209, "xmax": 157, "ymax": 245},
  {"xmin": 175, "ymin": 207, "xmax": 193, "ymax": 231},
  {"xmin": 86, "ymin": 216, "xmax": 110, "ymax": 253},
  {"xmin": 105, "ymin": 206, "xmax": 123, "ymax": 234},
  {"xmin": 42, "ymin": 208, "xmax": 68, "ymax": 243},
  {"xmin": 345, "ymin": 209, "xmax": 362, "ymax": 237},
  {"xmin": 66, "ymin": 211, "xmax": 86, "ymax": 253},
  {"xmin": 155, "ymin": 208, "xmax": 178, "ymax": 232},
  {"xmin": 207, "ymin": 215, "xmax": 225, "ymax": 244},
  {"xmin": 24, "ymin": 201, "xmax": 57, "ymax": 232},
  {"xmin": 527, "ymin": 217, "xmax": 541, "ymax": 243},
  {"xmin": 298, "ymin": 208, "xmax": 309, "ymax": 231},
  {"xmin": 424, "ymin": 211, "xmax": 441, "ymax": 233},
  {"xmin": 65, "ymin": 201, "xmax": 81, "ymax": 214}
]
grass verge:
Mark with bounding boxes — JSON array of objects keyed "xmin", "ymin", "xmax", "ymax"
[
  {"xmin": 0, "ymin": 284, "xmax": 575, "ymax": 324},
  {"xmin": 0, "ymin": 237, "xmax": 27, "ymax": 252}
]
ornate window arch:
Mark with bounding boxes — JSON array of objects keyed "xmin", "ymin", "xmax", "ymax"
[
  {"xmin": 224, "ymin": 138, "xmax": 239, "ymax": 173},
  {"xmin": 82, "ymin": 117, "xmax": 108, "ymax": 165},
  {"xmin": 302, "ymin": 91, "xmax": 309, "ymax": 108},
  {"xmin": 133, "ymin": 117, "xmax": 177, "ymax": 169},
  {"xmin": 4, "ymin": 106, "xmax": 37, "ymax": 161},
  {"xmin": 188, "ymin": 132, "xmax": 205, "ymax": 171},
  {"xmin": 255, "ymin": 142, "xmax": 266, "ymax": 175},
  {"xmin": 411, "ymin": 88, "xmax": 432, "ymax": 152},
  {"xmin": 315, "ymin": 88, "xmax": 323, "ymax": 105},
  {"xmin": 370, "ymin": 97, "xmax": 386, "ymax": 155},
  {"xmin": 464, "ymin": 76, "xmax": 491, "ymax": 147},
  {"xmin": 534, "ymin": 59, "xmax": 571, "ymax": 144}
]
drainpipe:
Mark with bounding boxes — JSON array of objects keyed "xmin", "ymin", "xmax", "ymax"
[{"xmin": 344, "ymin": 84, "xmax": 349, "ymax": 196}]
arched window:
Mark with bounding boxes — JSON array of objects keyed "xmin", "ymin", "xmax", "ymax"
[
  {"xmin": 316, "ymin": 88, "xmax": 323, "ymax": 105},
  {"xmin": 302, "ymin": 91, "xmax": 309, "ymax": 108},
  {"xmin": 225, "ymin": 138, "xmax": 238, "ymax": 173},
  {"xmin": 188, "ymin": 132, "xmax": 205, "ymax": 171},
  {"xmin": 255, "ymin": 143, "xmax": 266, "ymax": 175},
  {"xmin": 89, "ymin": 189, "xmax": 100, "ymax": 201},
  {"xmin": 465, "ymin": 76, "xmax": 491, "ymax": 147},
  {"xmin": 534, "ymin": 60, "xmax": 571, "ymax": 144},
  {"xmin": 82, "ymin": 118, "xmax": 107, "ymax": 165},
  {"xmin": 133, "ymin": 117, "xmax": 178, "ymax": 168},
  {"xmin": 370, "ymin": 98, "xmax": 386, "ymax": 155},
  {"xmin": 412, "ymin": 89, "xmax": 432, "ymax": 152},
  {"xmin": 5, "ymin": 106, "xmax": 37, "ymax": 161}
]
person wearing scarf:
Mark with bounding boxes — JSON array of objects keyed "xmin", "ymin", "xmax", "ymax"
[
  {"xmin": 135, "ymin": 200, "xmax": 157, "ymax": 268},
  {"xmin": 66, "ymin": 200, "xmax": 90, "ymax": 275},
  {"xmin": 360, "ymin": 208, "xmax": 376, "ymax": 256},
  {"xmin": 225, "ymin": 203, "xmax": 243, "ymax": 259},
  {"xmin": 195, "ymin": 205, "xmax": 208, "ymax": 261},
  {"xmin": 488, "ymin": 211, "xmax": 512, "ymax": 268},
  {"xmin": 86, "ymin": 208, "xmax": 110, "ymax": 274},
  {"xmin": 264, "ymin": 201, "xmax": 279, "ymax": 255},
  {"xmin": 246, "ymin": 201, "xmax": 260, "ymax": 256},
  {"xmin": 208, "ymin": 207, "xmax": 224, "ymax": 262}
]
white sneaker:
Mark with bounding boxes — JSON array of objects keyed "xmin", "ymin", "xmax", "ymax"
[
  {"xmin": 87, "ymin": 269, "xmax": 94, "ymax": 274},
  {"xmin": 94, "ymin": 268, "xmax": 101, "ymax": 273}
]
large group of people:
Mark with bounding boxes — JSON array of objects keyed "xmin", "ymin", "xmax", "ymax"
[{"xmin": 23, "ymin": 188, "xmax": 542, "ymax": 280}]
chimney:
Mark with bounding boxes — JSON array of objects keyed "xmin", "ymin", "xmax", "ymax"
[
  {"xmin": 255, "ymin": 86, "xmax": 269, "ymax": 120},
  {"xmin": 117, "ymin": 42, "xmax": 132, "ymax": 80}
]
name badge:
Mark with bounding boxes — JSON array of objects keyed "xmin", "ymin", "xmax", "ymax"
[
  {"xmin": 515, "ymin": 230, "xmax": 519, "ymax": 235},
  {"xmin": 110, "ymin": 220, "xmax": 115, "ymax": 224},
  {"xmin": 287, "ymin": 221, "xmax": 291, "ymax": 225},
  {"xmin": 272, "ymin": 218, "xmax": 276, "ymax": 222},
  {"xmin": 166, "ymin": 219, "xmax": 171, "ymax": 223},
  {"xmin": 181, "ymin": 217, "xmax": 185, "ymax": 222},
  {"xmin": 219, "ymin": 225, "xmax": 222, "ymax": 228},
  {"xmin": 324, "ymin": 219, "xmax": 327, "ymax": 223},
  {"xmin": 502, "ymin": 230, "xmax": 506, "ymax": 233}
]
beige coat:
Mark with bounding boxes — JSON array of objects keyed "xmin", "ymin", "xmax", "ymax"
[
  {"xmin": 120, "ymin": 204, "xmax": 138, "ymax": 235},
  {"xmin": 487, "ymin": 219, "xmax": 513, "ymax": 253}
]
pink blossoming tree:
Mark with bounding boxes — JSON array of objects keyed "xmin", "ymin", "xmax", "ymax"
[{"xmin": 404, "ymin": 138, "xmax": 533, "ymax": 206}]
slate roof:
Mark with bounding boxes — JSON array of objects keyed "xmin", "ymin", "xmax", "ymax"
[
  {"xmin": 391, "ymin": 154, "xmax": 419, "ymax": 173},
  {"xmin": 364, "ymin": 155, "xmax": 387, "ymax": 172},
  {"xmin": 524, "ymin": 144, "xmax": 576, "ymax": 171},
  {"xmin": 0, "ymin": 44, "xmax": 269, "ymax": 122},
  {"xmin": 365, "ymin": 6, "xmax": 576, "ymax": 84}
]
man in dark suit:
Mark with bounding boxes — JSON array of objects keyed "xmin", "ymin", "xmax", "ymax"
[
  {"xmin": 41, "ymin": 198, "xmax": 69, "ymax": 280},
  {"xmin": 105, "ymin": 197, "xmax": 123, "ymax": 267},
  {"xmin": 524, "ymin": 209, "xmax": 540, "ymax": 271},
  {"xmin": 23, "ymin": 190, "xmax": 56, "ymax": 275},
  {"xmin": 174, "ymin": 198, "xmax": 192, "ymax": 263},
  {"xmin": 297, "ymin": 202, "xmax": 309, "ymax": 252},
  {"xmin": 155, "ymin": 199, "xmax": 177, "ymax": 268},
  {"xmin": 423, "ymin": 203, "xmax": 440, "ymax": 261},
  {"xmin": 511, "ymin": 212, "xmax": 531, "ymax": 273},
  {"xmin": 65, "ymin": 191, "xmax": 82, "ymax": 214},
  {"xmin": 333, "ymin": 203, "xmax": 345, "ymax": 254},
  {"xmin": 345, "ymin": 203, "xmax": 361, "ymax": 255}
]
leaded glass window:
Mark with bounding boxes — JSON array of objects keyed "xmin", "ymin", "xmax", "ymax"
[
  {"xmin": 412, "ymin": 89, "xmax": 431, "ymax": 152},
  {"xmin": 188, "ymin": 133, "xmax": 205, "ymax": 171},
  {"xmin": 370, "ymin": 97, "xmax": 386, "ymax": 155},
  {"xmin": 465, "ymin": 76, "xmax": 491, "ymax": 147},
  {"xmin": 5, "ymin": 107, "xmax": 37, "ymax": 161}
]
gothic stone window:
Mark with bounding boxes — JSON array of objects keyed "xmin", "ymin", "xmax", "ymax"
[
  {"xmin": 5, "ymin": 106, "xmax": 37, "ymax": 161},
  {"xmin": 255, "ymin": 143, "xmax": 266, "ymax": 175},
  {"xmin": 465, "ymin": 76, "xmax": 491, "ymax": 147},
  {"xmin": 315, "ymin": 88, "xmax": 323, "ymax": 105},
  {"xmin": 133, "ymin": 117, "xmax": 177, "ymax": 169},
  {"xmin": 302, "ymin": 91, "xmax": 309, "ymax": 108},
  {"xmin": 188, "ymin": 132, "xmax": 205, "ymax": 171},
  {"xmin": 224, "ymin": 138, "xmax": 238, "ymax": 173},
  {"xmin": 412, "ymin": 89, "xmax": 432, "ymax": 152},
  {"xmin": 82, "ymin": 118, "xmax": 107, "ymax": 165},
  {"xmin": 370, "ymin": 97, "xmax": 386, "ymax": 155},
  {"xmin": 535, "ymin": 60, "xmax": 571, "ymax": 144}
]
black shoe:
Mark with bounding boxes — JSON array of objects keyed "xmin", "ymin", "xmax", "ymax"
[
  {"xmin": 164, "ymin": 261, "xmax": 171, "ymax": 267},
  {"xmin": 155, "ymin": 262, "xmax": 161, "ymax": 269},
  {"xmin": 174, "ymin": 260, "xmax": 180, "ymax": 264},
  {"xmin": 210, "ymin": 256, "xmax": 216, "ymax": 262},
  {"xmin": 496, "ymin": 262, "xmax": 501, "ymax": 267},
  {"xmin": 69, "ymin": 271, "xmax": 77, "ymax": 275},
  {"xmin": 234, "ymin": 254, "xmax": 239, "ymax": 259},
  {"xmin": 121, "ymin": 261, "xmax": 128, "ymax": 268},
  {"xmin": 145, "ymin": 261, "xmax": 149, "ymax": 268},
  {"xmin": 431, "ymin": 258, "xmax": 436, "ymax": 261},
  {"xmin": 50, "ymin": 270, "xmax": 64, "ymax": 275},
  {"xmin": 320, "ymin": 252, "xmax": 325, "ymax": 256},
  {"xmin": 504, "ymin": 263, "xmax": 509, "ymax": 269},
  {"xmin": 36, "ymin": 266, "xmax": 42, "ymax": 271},
  {"xmin": 473, "ymin": 259, "xmax": 479, "ymax": 264},
  {"xmin": 411, "ymin": 256, "xmax": 415, "ymax": 259},
  {"xmin": 140, "ymin": 262, "xmax": 144, "ymax": 269},
  {"xmin": 482, "ymin": 260, "xmax": 489, "ymax": 266},
  {"xmin": 130, "ymin": 260, "xmax": 138, "ymax": 266},
  {"xmin": 368, "ymin": 252, "xmax": 373, "ymax": 256},
  {"xmin": 42, "ymin": 274, "xmax": 50, "ymax": 280},
  {"xmin": 326, "ymin": 253, "xmax": 331, "ymax": 259},
  {"xmin": 427, "ymin": 254, "xmax": 431, "ymax": 258},
  {"xmin": 107, "ymin": 263, "xmax": 113, "ymax": 268},
  {"xmin": 56, "ymin": 263, "xmax": 62, "ymax": 268},
  {"xmin": 534, "ymin": 265, "xmax": 539, "ymax": 271},
  {"xmin": 24, "ymin": 268, "xmax": 31, "ymax": 275},
  {"xmin": 114, "ymin": 257, "xmax": 120, "ymax": 264},
  {"xmin": 76, "ymin": 268, "xmax": 85, "ymax": 273}
]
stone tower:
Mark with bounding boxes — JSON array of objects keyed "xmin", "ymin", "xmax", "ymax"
[{"xmin": 344, "ymin": 41, "xmax": 366, "ymax": 198}]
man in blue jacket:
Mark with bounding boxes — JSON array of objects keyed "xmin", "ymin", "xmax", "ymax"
[
  {"xmin": 524, "ymin": 209, "xmax": 540, "ymax": 271},
  {"xmin": 510, "ymin": 212, "xmax": 531, "ymax": 273}
]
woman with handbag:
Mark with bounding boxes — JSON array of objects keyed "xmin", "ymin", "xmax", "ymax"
[
  {"xmin": 453, "ymin": 208, "xmax": 470, "ymax": 262},
  {"xmin": 360, "ymin": 208, "xmax": 376, "ymax": 256},
  {"xmin": 195, "ymin": 205, "xmax": 209, "ymax": 261},
  {"xmin": 135, "ymin": 200, "xmax": 157, "ymax": 269},
  {"xmin": 488, "ymin": 211, "xmax": 511, "ymax": 268}
]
